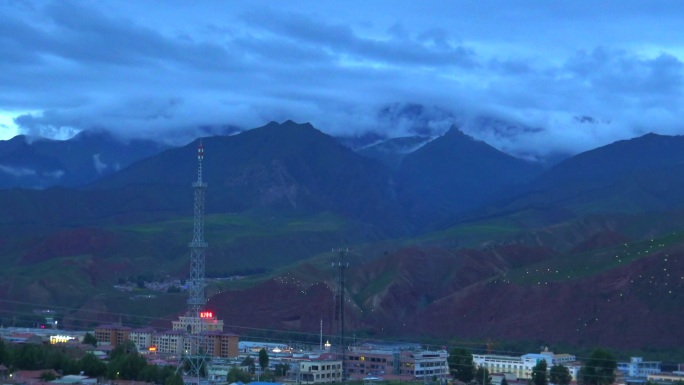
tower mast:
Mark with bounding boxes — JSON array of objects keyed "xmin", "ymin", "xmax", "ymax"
[
  {"xmin": 187, "ymin": 140, "xmax": 208, "ymax": 317},
  {"xmin": 333, "ymin": 248, "xmax": 349, "ymax": 380}
]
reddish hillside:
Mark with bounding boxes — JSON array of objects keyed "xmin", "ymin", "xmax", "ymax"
[
  {"xmin": 570, "ymin": 230, "xmax": 631, "ymax": 253},
  {"xmin": 20, "ymin": 227, "xmax": 120, "ymax": 264},
  {"xmin": 413, "ymin": 244, "xmax": 684, "ymax": 349},
  {"xmin": 208, "ymin": 263, "xmax": 355, "ymax": 335},
  {"xmin": 205, "ymin": 242, "xmax": 683, "ymax": 350}
]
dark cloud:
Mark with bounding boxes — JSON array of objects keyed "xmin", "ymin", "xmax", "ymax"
[
  {"xmin": 1, "ymin": 0, "xmax": 683, "ymax": 159},
  {"xmin": 242, "ymin": 10, "xmax": 477, "ymax": 69}
]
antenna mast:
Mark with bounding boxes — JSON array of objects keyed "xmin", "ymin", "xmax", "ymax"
[{"xmin": 187, "ymin": 140, "xmax": 208, "ymax": 317}]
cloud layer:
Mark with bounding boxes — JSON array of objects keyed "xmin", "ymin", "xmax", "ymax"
[{"xmin": 1, "ymin": 0, "xmax": 683, "ymax": 159}]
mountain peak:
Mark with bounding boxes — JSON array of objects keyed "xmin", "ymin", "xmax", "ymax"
[
  {"xmin": 261, "ymin": 120, "xmax": 317, "ymax": 131},
  {"xmin": 443, "ymin": 125, "xmax": 473, "ymax": 139}
]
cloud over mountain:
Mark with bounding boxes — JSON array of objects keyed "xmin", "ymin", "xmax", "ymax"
[{"xmin": 1, "ymin": 1, "xmax": 683, "ymax": 158}]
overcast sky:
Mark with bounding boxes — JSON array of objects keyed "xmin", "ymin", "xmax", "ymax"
[{"xmin": 1, "ymin": 0, "xmax": 683, "ymax": 160}]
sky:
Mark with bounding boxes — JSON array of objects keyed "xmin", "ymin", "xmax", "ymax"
[{"xmin": 1, "ymin": 0, "xmax": 683, "ymax": 160}]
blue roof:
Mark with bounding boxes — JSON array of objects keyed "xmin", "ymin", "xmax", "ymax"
[{"xmin": 247, "ymin": 382, "xmax": 282, "ymax": 385}]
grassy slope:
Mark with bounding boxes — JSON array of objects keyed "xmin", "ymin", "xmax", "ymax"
[
  {"xmin": 0, "ymin": 211, "xmax": 367, "ymax": 327},
  {"xmin": 504, "ymin": 231, "xmax": 684, "ymax": 285}
]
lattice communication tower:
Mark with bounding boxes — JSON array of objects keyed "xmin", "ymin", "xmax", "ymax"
[{"xmin": 187, "ymin": 140, "xmax": 208, "ymax": 317}]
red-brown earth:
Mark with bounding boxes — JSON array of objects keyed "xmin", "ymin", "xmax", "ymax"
[{"xmin": 207, "ymin": 243, "xmax": 683, "ymax": 350}]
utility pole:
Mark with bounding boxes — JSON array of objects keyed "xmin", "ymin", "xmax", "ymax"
[
  {"xmin": 320, "ymin": 318, "xmax": 323, "ymax": 351},
  {"xmin": 332, "ymin": 248, "xmax": 349, "ymax": 381}
]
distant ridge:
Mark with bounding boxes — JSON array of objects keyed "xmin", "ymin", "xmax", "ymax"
[
  {"xmin": 496, "ymin": 132, "xmax": 684, "ymax": 219},
  {"xmin": 0, "ymin": 130, "xmax": 169, "ymax": 189},
  {"xmin": 88, "ymin": 120, "xmax": 408, "ymax": 233},
  {"xmin": 396, "ymin": 125, "xmax": 543, "ymax": 228}
]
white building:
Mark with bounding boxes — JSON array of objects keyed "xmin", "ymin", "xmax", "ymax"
[
  {"xmin": 473, "ymin": 349, "xmax": 580, "ymax": 380},
  {"xmin": 296, "ymin": 358, "xmax": 343, "ymax": 384},
  {"xmin": 618, "ymin": 357, "xmax": 661, "ymax": 378}
]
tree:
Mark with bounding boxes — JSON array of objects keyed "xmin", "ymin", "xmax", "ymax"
[
  {"xmin": 550, "ymin": 364, "xmax": 572, "ymax": 385},
  {"xmin": 578, "ymin": 349, "xmax": 616, "ymax": 385},
  {"xmin": 40, "ymin": 371, "xmax": 57, "ymax": 381},
  {"xmin": 258, "ymin": 348, "xmax": 269, "ymax": 372},
  {"xmin": 501, "ymin": 377, "xmax": 509, "ymax": 385},
  {"xmin": 139, "ymin": 365, "xmax": 160, "ymax": 383},
  {"xmin": 0, "ymin": 338, "xmax": 8, "ymax": 365},
  {"xmin": 448, "ymin": 347, "xmax": 476, "ymax": 383},
  {"xmin": 241, "ymin": 355, "xmax": 256, "ymax": 374},
  {"xmin": 165, "ymin": 373, "xmax": 184, "ymax": 385},
  {"xmin": 106, "ymin": 342, "xmax": 147, "ymax": 380},
  {"xmin": 85, "ymin": 353, "xmax": 111, "ymax": 378},
  {"xmin": 475, "ymin": 367, "xmax": 492, "ymax": 385},
  {"xmin": 275, "ymin": 363, "xmax": 290, "ymax": 377},
  {"xmin": 83, "ymin": 333, "xmax": 98, "ymax": 347},
  {"xmin": 228, "ymin": 366, "xmax": 252, "ymax": 383},
  {"xmin": 531, "ymin": 360, "xmax": 548, "ymax": 385}
]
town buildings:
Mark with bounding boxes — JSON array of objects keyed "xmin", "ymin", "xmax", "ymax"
[
  {"xmin": 473, "ymin": 348, "xmax": 581, "ymax": 380},
  {"xmin": 93, "ymin": 324, "xmax": 239, "ymax": 359},
  {"xmin": 0, "ymin": 327, "xmax": 87, "ymax": 345}
]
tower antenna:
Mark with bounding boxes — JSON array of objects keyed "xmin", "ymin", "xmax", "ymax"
[
  {"xmin": 187, "ymin": 139, "xmax": 208, "ymax": 317},
  {"xmin": 181, "ymin": 139, "xmax": 209, "ymax": 382}
]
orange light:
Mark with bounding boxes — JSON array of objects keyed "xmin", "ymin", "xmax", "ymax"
[{"xmin": 149, "ymin": 346, "xmax": 157, "ymax": 352}]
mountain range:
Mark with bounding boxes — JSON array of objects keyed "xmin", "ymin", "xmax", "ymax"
[
  {"xmin": 0, "ymin": 130, "xmax": 168, "ymax": 189},
  {"xmin": 1, "ymin": 120, "xmax": 683, "ymax": 355}
]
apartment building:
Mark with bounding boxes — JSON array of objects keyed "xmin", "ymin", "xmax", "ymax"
[
  {"xmin": 297, "ymin": 359, "xmax": 343, "ymax": 384},
  {"xmin": 93, "ymin": 324, "xmax": 131, "ymax": 346},
  {"xmin": 345, "ymin": 346, "xmax": 448, "ymax": 380}
]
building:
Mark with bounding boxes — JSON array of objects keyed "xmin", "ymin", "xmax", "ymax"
[
  {"xmin": 297, "ymin": 359, "xmax": 343, "ymax": 384},
  {"xmin": 128, "ymin": 328, "xmax": 238, "ymax": 359},
  {"xmin": 152, "ymin": 330, "xmax": 185, "ymax": 356},
  {"xmin": 93, "ymin": 324, "xmax": 131, "ymax": 346},
  {"xmin": 345, "ymin": 346, "xmax": 448, "ymax": 380},
  {"xmin": 239, "ymin": 341, "xmax": 291, "ymax": 354},
  {"xmin": 647, "ymin": 371, "xmax": 684, "ymax": 383},
  {"xmin": 473, "ymin": 349, "xmax": 580, "ymax": 380},
  {"xmin": 128, "ymin": 327, "xmax": 157, "ymax": 352},
  {"xmin": 202, "ymin": 331, "xmax": 239, "ymax": 359},
  {"xmin": 172, "ymin": 313, "xmax": 224, "ymax": 334},
  {"xmin": 0, "ymin": 327, "xmax": 86, "ymax": 345},
  {"xmin": 618, "ymin": 357, "xmax": 661, "ymax": 378},
  {"xmin": 283, "ymin": 353, "xmax": 343, "ymax": 384},
  {"xmin": 51, "ymin": 374, "xmax": 97, "ymax": 385}
]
